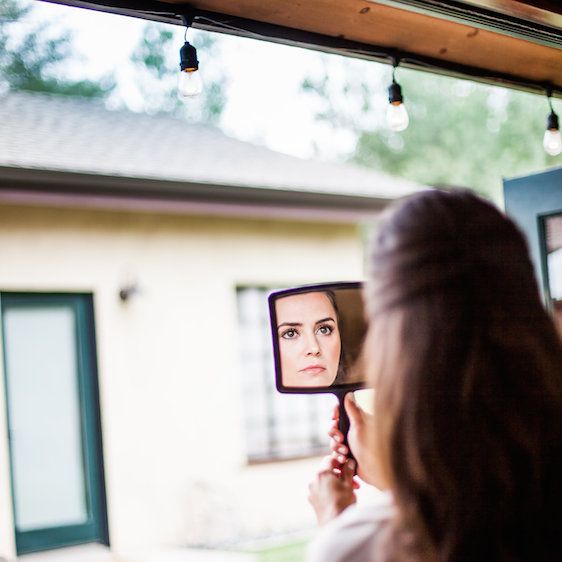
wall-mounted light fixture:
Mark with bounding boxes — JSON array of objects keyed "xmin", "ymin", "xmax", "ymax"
[
  {"xmin": 119, "ymin": 267, "xmax": 141, "ymax": 302},
  {"xmin": 119, "ymin": 282, "xmax": 140, "ymax": 302}
]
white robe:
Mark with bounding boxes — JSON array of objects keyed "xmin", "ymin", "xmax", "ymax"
[{"xmin": 307, "ymin": 493, "xmax": 393, "ymax": 562}]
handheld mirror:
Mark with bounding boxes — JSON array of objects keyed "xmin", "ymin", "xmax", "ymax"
[{"xmin": 268, "ymin": 282, "xmax": 367, "ymax": 462}]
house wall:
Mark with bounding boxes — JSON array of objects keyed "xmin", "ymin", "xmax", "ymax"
[{"xmin": 0, "ymin": 204, "xmax": 366, "ymax": 560}]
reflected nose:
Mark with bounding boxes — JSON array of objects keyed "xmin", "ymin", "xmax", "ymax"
[{"xmin": 305, "ymin": 334, "xmax": 320, "ymax": 356}]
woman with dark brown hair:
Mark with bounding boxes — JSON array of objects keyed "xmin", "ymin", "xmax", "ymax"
[{"xmin": 307, "ymin": 189, "xmax": 562, "ymax": 562}]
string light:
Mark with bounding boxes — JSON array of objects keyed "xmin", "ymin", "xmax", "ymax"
[
  {"xmin": 178, "ymin": 16, "xmax": 202, "ymax": 99},
  {"xmin": 173, "ymin": 12, "xmax": 561, "ymax": 157},
  {"xmin": 544, "ymin": 89, "xmax": 561, "ymax": 156},
  {"xmin": 386, "ymin": 61, "xmax": 409, "ymax": 132}
]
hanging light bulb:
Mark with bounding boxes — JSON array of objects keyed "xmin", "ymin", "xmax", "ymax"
[
  {"xmin": 544, "ymin": 119, "xmax": 562, "ymax": 156},
  {"xmin": 178, "ymin": 41, "xmax": 202, "ymax": 98},
  {"xmin": 544, "ymin": 90, "xmax": 561, "ymax": 156},
  {"xmin": 386, "ymin": 63, "xmax": 409, "ymax": 132}
]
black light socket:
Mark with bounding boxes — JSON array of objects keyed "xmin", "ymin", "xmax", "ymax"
[
  {"xmin": 547, "ymin": 111, "xmax": 560, "ymax": 131},
  {"xmin": 179, "ymin": 42, "xmax": 199, "ymax": 71},
  {"xmin": 388, "ymin": 81, "xmax": 403, "ymax": 104}
]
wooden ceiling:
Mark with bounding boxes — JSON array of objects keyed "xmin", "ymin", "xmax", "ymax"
[{"xmin": 44, "ymin": 0, "xmax": 562, "ymax": 95}]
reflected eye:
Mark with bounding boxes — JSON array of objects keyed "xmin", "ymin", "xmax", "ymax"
[
  {"xmin": 281, "ymin": 328, "xmax": 299, "ymax": 340},
  {"xmin": 316, "ymin": 324, "xmax": 334, "ymax": 336}
]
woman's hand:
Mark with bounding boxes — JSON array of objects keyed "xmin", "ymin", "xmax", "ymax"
[
  {"xmin": 328, "ymin": 404, "xmax": 361, "ymax": 489},
  {"xmin": 308, "ymin": 458, "xmax": 357, "ymax": 525},
  {"xmin": 329, "ymin": 393, "xmax": 386, "ymax": 489}
]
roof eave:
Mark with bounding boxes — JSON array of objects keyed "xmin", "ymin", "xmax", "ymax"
[{"xmin": 0, "ymin": 165, "xmax": 396, "ymax": 223}]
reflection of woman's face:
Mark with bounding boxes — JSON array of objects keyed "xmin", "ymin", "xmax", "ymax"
[{"xmin": 276, "ymin": 292, "xmax": 341, "ymax": 387}]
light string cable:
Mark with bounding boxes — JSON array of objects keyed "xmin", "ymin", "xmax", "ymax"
[{"xmin": 186, "ymin": 13, "xmax": 561, "ymax": 97}]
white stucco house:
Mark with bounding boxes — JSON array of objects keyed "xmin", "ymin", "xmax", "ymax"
[{"xmin": 0, "ymin": 91, "xmax": 423, "ymax": 562}]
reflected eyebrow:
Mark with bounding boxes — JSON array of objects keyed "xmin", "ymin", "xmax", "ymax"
[
  {"xmin": 277, "ymin": 322, "xmax": 302, "ymax": 329},
  {"xmin": 277, "ymin": 317, "xmax": 336, "ymax": 330}
]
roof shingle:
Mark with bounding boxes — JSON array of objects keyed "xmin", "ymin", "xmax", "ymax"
[{"xmin": 0, "ymin": 91, "xmax": 423, "ymax": 200}]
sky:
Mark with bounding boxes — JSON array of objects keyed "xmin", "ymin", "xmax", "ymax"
[{"xmin": 28, "ymin": 0, "xmax": 369, "ymax": 161}]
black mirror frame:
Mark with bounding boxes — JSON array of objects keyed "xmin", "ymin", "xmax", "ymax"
[{"xmin": 268, "ymin": 281, "xmax": 366, "ymax": 394}]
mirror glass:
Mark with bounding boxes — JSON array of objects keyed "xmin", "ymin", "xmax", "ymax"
[{"xmin": 269, "ymin": 283, "xmax": 367, "ymax": 392}]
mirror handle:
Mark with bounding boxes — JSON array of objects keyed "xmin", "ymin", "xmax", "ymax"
[{"xmin": 336, "ymin": 391, "xmax": 356, "ymax": 471}]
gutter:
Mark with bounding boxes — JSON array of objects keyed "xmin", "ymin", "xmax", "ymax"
[{"xmin": 0, "ymin": 166, "xmax": 395, "ymax": 223}]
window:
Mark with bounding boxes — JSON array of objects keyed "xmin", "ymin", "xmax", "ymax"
[
  {"xmin": 1, "ymin": 293, "xmax": 108, "ymax": 554},
  {"xmin": 237, "ymin": 287, "xmax": 335, "ymax": 462}
]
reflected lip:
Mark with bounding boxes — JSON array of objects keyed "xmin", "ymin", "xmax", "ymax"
[{"xmin": 300, "ymin": 365, "xmax": 326, "ymax": 374}]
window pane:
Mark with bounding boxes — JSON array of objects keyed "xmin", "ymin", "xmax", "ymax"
[{"xmin": 4, "ymin": 305, "xmax": 88, "ymax": 531}]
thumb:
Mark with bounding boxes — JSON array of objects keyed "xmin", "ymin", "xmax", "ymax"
[
  {"xmin": 342, "ymin": 458, "xmax": 356, "ymax": 484},
  {"xmin": 344, "ymin": 393, "xmax": 363, "ymax": 428}
]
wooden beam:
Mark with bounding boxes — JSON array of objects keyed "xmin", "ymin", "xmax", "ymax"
[
  {"xmin": 179, "ymin": 0, "xmax": 562, "ymax": 91},
  {"xmin": 40, "ymin": 0, "xmax": 562, "ymax": 93}
]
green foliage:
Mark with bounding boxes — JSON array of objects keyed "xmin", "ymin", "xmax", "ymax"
[
  {"xmin": 0, "ymin": 0, "xmax": 114, "ymax": 98},
  {"xmin": 1, "ymin": 2, "xmax": 225, "ymax": 123},
  {"xmin": 253, "ymin": 540, "xmax": 307, "ymax": 562},
  {"xmin": 132, "ymin": 26, "xmax": 175, "ymax": 80},
  {"xmin": 130, "ymin": 22, "xmax": 227, "ymax": 124},
  {"xmin": 302, "ymin": 60, "xmax": 562, "ymax": 201}
]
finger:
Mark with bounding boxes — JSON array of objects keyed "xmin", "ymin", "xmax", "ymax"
[
  {"xmin": 325, "ymin": 455, "xmax": 349, "ymax": 475},
  {"xmin": 329, "ymin": 435, "xmax": 348, "ymax": 455},
  {"xmin": 330, "ymin": 443, "xmax": 348, "ymax": 458},
  {"xmin": 332, "ymin": 450, "xmax": 347, "ymax": 465},
  {"xmin": 317, "ymin": 468, "xmax": 336, "ymax": 481},
  {"xmin": 331, "ymin": 404, "xmax": 340, "ymax": 421},
  {"xmin": 325, "ymin": 453, "xmax": 342, "ymax": 469},
  {"xmin": 342, "ymin": 459, "xmax": 356, "ymax": 485},
  {"xmin": 344, "ymin": 392, "xmax": 364, "ymax": 428},
  {"xmin": 328, "ymin": 426, "xmax": 345, "ymax": 444}
]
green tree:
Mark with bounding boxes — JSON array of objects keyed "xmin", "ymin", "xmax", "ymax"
[
  {"xmin": 0, "ymin": 0, "xmax": 114, "ymax": 97},
  {"xmin": 130, "ymin": 22, "xmax": 227, "ymax": 124},
  {"xmin": 302, "ymin": 58, "xmax": 562, "ymax": 200}
]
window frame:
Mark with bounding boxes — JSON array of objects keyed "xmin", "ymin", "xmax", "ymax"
[{"xmin": 237, "ymin": 285, "xmax": 334, "ymax": 463}]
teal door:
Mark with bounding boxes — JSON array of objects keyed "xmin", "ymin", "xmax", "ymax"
[
  {"xmin": 1, "ymin": 293, "xmax": 108, "ymax": 554},
  {"xmin": 504, "ymin": 166, "xmax": 562, "ymax": 328}
]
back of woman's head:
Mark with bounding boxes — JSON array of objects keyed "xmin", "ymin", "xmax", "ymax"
[{"xmin": 365, "ymin": 189, "xmax": 562, "ymax": 562}]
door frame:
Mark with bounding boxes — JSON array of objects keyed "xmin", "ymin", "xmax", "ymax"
[{"xmin": 0, "ymin": 292, "xmax": 109, "ymax": 554}]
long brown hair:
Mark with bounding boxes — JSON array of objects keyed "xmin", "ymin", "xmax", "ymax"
[{"xmin": 365, "ymin": 190, "xmax": 562, "ymax": 562}]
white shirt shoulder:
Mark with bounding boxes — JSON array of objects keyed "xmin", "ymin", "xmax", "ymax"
[{"xmin": 306, "ymin": 493, "xmax": 393, "ymax": 562}]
